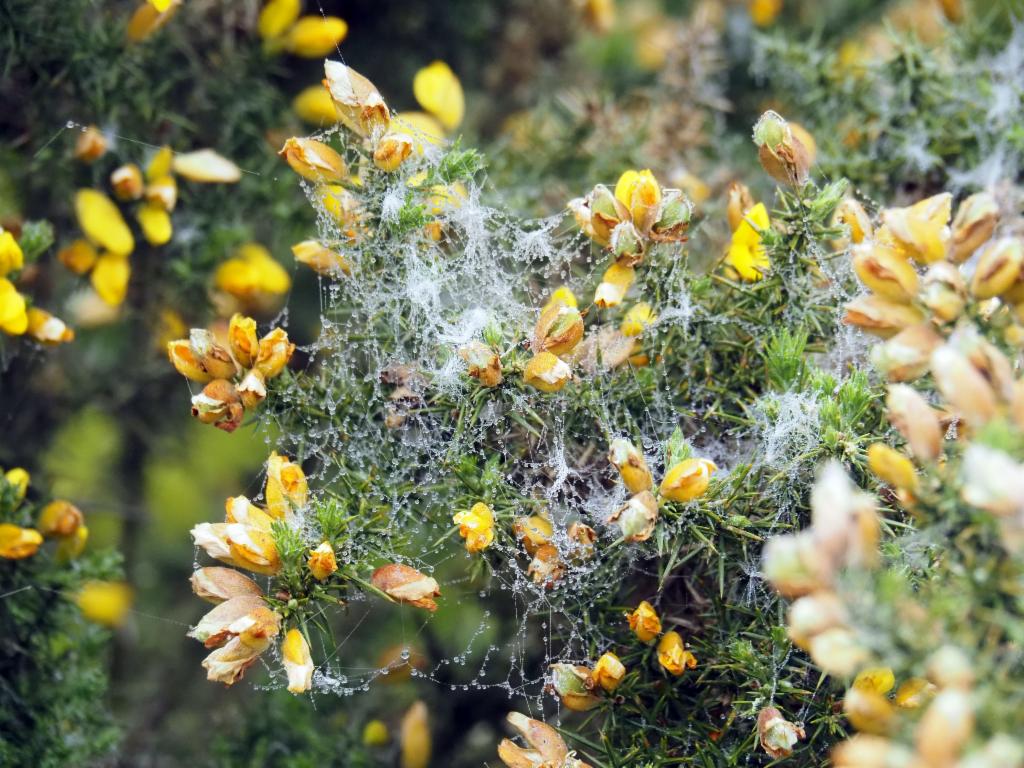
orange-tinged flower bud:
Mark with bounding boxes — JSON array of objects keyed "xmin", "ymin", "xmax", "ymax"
[
  {"xmin": 110, "ymin": 164, "xmax": 144, "ymax": 201},
  {"xmin": 282, "ymin": 628, "xmax": 314, "ymax": 694},
  {"xmin": 459, "ymin": 341, "xmax": 502, "ymax": 387},
  {"xmin": 172, "ymin": 149, "xmax": 242, "ymax": 183},
  {"xmin": 291, "ymin": 240, "xmax": 351, "ymax": 276},
  {"xmin": 886, "ymin": 384, "xmax": 942, "ymax": 461},
  {"xmin": 191, "ymin": 379, "xmax": 244, "ymax": 432},
  {"xmin": 660, "ymin": 457, "xmax": 716, "ymax": 502},
  {"xmin": 523, "ymin": 352, "xmax": 572, "ymax": 392},
  {"xmin": 372, "ymin": 564, "xmax": 441, "ymax": 612},
  {"xmin": 58, "ymin": 239, "xmax": 98, "ymax": 275},
  {"xmin": 757, "ymin": 707, "xmax": 805, "ymax": 759},
  {"xmin": 852, "ymin": 243, "xmax": 919, "ymax": 303},
  {"xmin": 567, "ymin": 521, "xmax": 597, "ymax": 562},
  {"xmin": 657, "ymin": 630, "xmax": 697, "ymax": 676},
  {"xmin": 76, "ymin": 580, "xmax": 133, "ymax": 627},
  {"xmin": 126, "ymin": 0, "xmax": 179, "ymax": 43},
  {"xmin": 970, "ymin": 237, "xmax": 1023, "ymax": 299},
  {"xmin": 880, "ymin": 193, "xmax": 952, "ymax": 264},
  {"xmin": 279, "ymin": 137, "xmax": 347, "ymax": 183},
  {"xmin": 844, "ymin": 687, "xmax": 896, "ymax": 734},
  {"xmin": 373, "ymin": 133, "xmax": 414, "ymax": 172},
  {"xmin": 91, "ymin": 253, "xmax": 131, "ymax": 306},
  {"xmin": 400, "ymin": 701, "xmax": 431, "ymax": 768},
  {"xmin": 265, "ymin": 452, "xmax": 308, "ymax": 519},
  {"xmin": 843, "ymin": 294, "xmax": 924, "ymax": 338},
  {"xmin": 308, "ymin": 541, "xmax": 338, "ymax": 581},
  {"xmin": 871, "ymin": 322, "xmax": 942, "ymax": 382},
  {"xmin": 951, "ymin": 191, "xmax": 998, "ymax": 263},
  {"xmin": 254, "ymin": 327, "xmax": 295, "ymax": 379},
  {"xmin": 867, "ymin": 444, "xmax": 918, "ymax": 493},
  {"xmin": 285, "ymin": 16, "xmax": 348, "ymax": 58},
  {"xmin": 0, "ymin": 524, "xmax": 43, "ymax": 559},
  {"xmin": 533, "ymin": 303, "xmax": 584, "ymax": 356},
  {"xmin": 189, "ymin": 328, "xmax": 237, "ymax": 379},
  {"xmin": 324, "ymin": 61, "xmax": 390, "ymax": 138},
  {"xmin": 591, "ymin": 652, "xmax": 625, "ymax": 692},
  {"xmin": 594, "ymin": 262, "xmax": 636, "ymax": 308},
  {"xmin": 513, "ymin": 514, "xmax": 553, "ymax": 556},
  {"xmin": 227, "ymin": 313, "xmax": 259, "ymax": 369},
  {"xmin": 608, "ymin": 490, "xmax": 658, "ymax": 542},
  {"xmin": 189, "ymin": 594, "xmax": 268, "ymax": 647},
  {"xmin": 26, "ymin": 308, "xmax": 75, "ymax": 345},
  {"xmin": 608, "ymin": 438, "xmax": 653, "ymax": 494},
  {"xmin": 527, "ymin": 543, "xmax": 564, "ymax": 587},
  {"xmin": 75, "ymin": 189, "xmax": 134, "ymax": 257},
  {"xmin": 549, "ymin": 663, "xmax": 601, "ymax": 711},
  {"xmin": 627, "ymin": 600, "xmax": 661, "ymax": 642},
  {"xmin": 453, "ymin": 501, "xmax": 495, "ymax": 553},
  {"xmin": 894, "ymin": 678, "xmax": 935, "ymax": 709},
  {"xmin": 38, "ymin": 500, "xmax": 84, "ymax": 537},
  {"xmin": 833, "ymin": 197, "xmax": 873, "ymax": 246},
  {"xmin": 73, "ymin": 125, "xmax": 107, "ymax": 163},
  {"xmin": 190, "ymin": 566, "xmax": 262, "ymax": 604},
  {"xmin": 167, "ymin": 339, "xmax": 212, "ymax": 382}
]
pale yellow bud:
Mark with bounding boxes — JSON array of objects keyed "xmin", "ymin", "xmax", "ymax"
[
  {"xmin": 591, "ymin": 652, "xmax": 625, "ymax": 692},
  {"xmin": 886, "ymin": 384, "xmax": 942, "ymax": 461},
  {"xmin": 279, "ymin": 137, "xmax": 347, "ymax": 182},
  {"xmin": 951, "ymin": 191, "xmax": 998, "ymax": 263},
  {"xmin": 870, "ymin": 323, "xmax": 942, "ymax": 382},
  {"xmin": 843, "ymin": 294, "xmax": 925, "ymax": 338},
  {"xmin": 608, "ymin": 438, "xmax": 653, "ymax": 494},
  {"xmin": 373, "ymin": 133, "xmax": 414, "ymax": 172},
  {"xmin": 852, "ymin": 243, "xmax": 919, "ymax": 303},
  {"xmin": 523, "ymin": 352, "xmax": 572, "ymax": 393},
  {"xmin": 660, "ymin": 458, "xmax": 716, "ymax": 502},
  {"xmin": 608, "ymin": 490, "xmax": 659, "ymax": 542},
  {"xmin": 970, "ymin": 237, "xmax": 1023, "ymax": 299},
  {"xmin": 920, "ymin": 261, "xmax": 966, "ymax": 323}
]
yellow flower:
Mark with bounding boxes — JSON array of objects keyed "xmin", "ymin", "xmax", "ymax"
[
  {"xmin": 453, "ymin": 502, "xmax": 495, "ymax": 553},
  {"xmin": 513, "ymin": 514, "xmax": 553, "ymax": 556},
  {"xmin": 852, "ymin": 666, "xmax": 896, "ymax": 696},
  {"xmin": 608, "ymin": 438, "xmax": 653, "ymax": 494},
  {"xmin": 833, "ymin": 197, "xmax": 873, "ymax": 246},
  {"xmin": 137, "ymin": 202, "xmax": 172, "ymax": 246},
  {"xmin": 292, "ymin": 240, "xmax": 351, "ymax": 276},
  {"xmin": 254, "ymin": 327, "xmax": 295, "ymax": 379},
  {"xmin": 126, "ymin": 1, "xmax": 180, "ymax": 43},
  {"xmin": 627, "ymin": 600, "xmax": 661, "ymax": 642},
  {"xmin": 76, "ymin": 580, "xmax": 133, "ymax": 627},
  {"xmin": 214, "ymin": 243, "xmax": 291, "ymax": 302},
  {"xmin": 75, "ymin": 189, "xmax": 134, "ymax": 257},
  {"xmin": 323, "ymin": 61, "xmax": 391, "ymax": 138},
  {"xmin": 400, "ymin": 701, "xmax": 431, "ymax": 768},
  {"xmin": 0, "ymin": 524, "xmax": 43, "ymax": 559},
  {"xmin": 544, "ymin": 285, "xmax": 578, "ymax": 310},
  {"xmin": 172, "ymin": 149, "xmax": 243, "ymax": 183},
  {"xmin": 549, "ymin": 663, "xmax": 602, "ymax": 711},
  {"xmin": 532, "ymin": 303, "xmax": 584, "ymax": 357},
  {"xmin": 292, "ymin": 85, "xmax": 338, "ymax": 125},
  {"xmin": 373, "ymin": 133, "xmax": 415, "ymax": 172},
  {"xmin": 459, "ymin": 341, "xmax": 503, "ymax": 388},
  {"xmin": 749, "ymin": 0, "xmax": 783, "ymax": 26},
  {"xmin": 58, "ymin": 239, "xmax": 99, "ymax": 275},
  {"xmin": 228, "ymin": 313, "xmax": 259, "ymax": 369},
  {"xmin": 285, "ymin": 16, "xmax": 348, "ymax": 58},
  {"xmin": 608, "ymin": 490, "xmax": 659, "ymax": 542},
  {"xmin": 258, "ymin": 0, "xmax": 300, "ymax": 40},
  {"xmin": 894, "ymin": 677, "xmax": 934, "ymax": 709},
  {"xmin": 194, "ymin": 600, "xmax": 280, "ymax": 685},
  {"xmin": 0, "ymin": 278, "xmax": 28, "ymax": 335},
  {"xmin": 308, "ymin": 541, "xmax": 338, "ymax": 581},
  {"xmin": 56, "ymin": 525, "xmax": 89, "ymax": 561},
  {"xmin": 726, "ymin": 202, "xmax": 770, "ymax": 281},
  {"xmin": 110, "ymin": 164, "xmax": 144, "ymax": 201},
  {"xmin": 4, "ymin": 468, "xmax": 30, "ymax": 503},
  {"xmin": 279, "ymin": 137, "xmax": 347, "ymax": 182},
  {"xmin": 282, "ymin": 628, "xmax": 314, "ymax": 694},
  {"xmin": 363, "ymin": 719, "xmax": 390, "ymax": 746},
  {"xmin": 523, "ymin": 351, "xmax": 572, "ymax": 393},
  {"xmin": 592, "ymin": 652, "xmax": 626, "ymax": 692},
  {"xmin": 657, "ymin": 630, "xmax": 697, "ymax": 675},
  {"xmin": 880, "ymin": 193, "xmax": 952, "ymax": 264},
  {"xmin": 145, "ymin": 174, "xmax": 177, "ymax": 211},
  {"xmin": 852, "ymin": 244, "xmax": 919, "ymax": 303},
  {"xmin": 73, "ymin": 125, "xmax": 107, "ymax": 163},
  {"xmin": 38, "ymin": 500, "xmax": 85, "ymax": 537},
  {"xmin": 621, "ymin": 302, "xmax": 656, "ymax": 337},
  {"xmin": 371, "ymin": 564, "xmax": 441, "ymax": 612},
  {"xmin": 660, "ymin": 457, "xmax": 717, "ymax": 502},
  {"xmin": 413, "ymin": 61, "xmax": 464, "ymax": 132},
  {"xmin": 866, "ymin": 444, "xmax": 918, "ymax": 493},
  {"xmin": 91, "ymin": 253, "xmax": 131, "ymax": 307},
  {"xmin": 843, "ymin": 687, "xmax": 895, "ymax": 734},
  {"xmin": 970, "ymin": 238, "xmax": 1023, "ymax": 300},
  {"xmin": 266, "ymin": 452, "xmax": 308, "ymax": 518},
  {"xmin": 614, "ymin": 169, "xmax": 661, "ymax": 231},
  {"xmin": 0, "ymin": 229, "xmax": 24, "ymax": 275},
  {"xmin": 594, "ymin": 262, "xmax": 636, "ymax": 308}
]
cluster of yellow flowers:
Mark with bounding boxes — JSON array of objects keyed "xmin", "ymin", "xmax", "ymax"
[
  {"xmin": 167, "ymin": 314, "xmax": 295, "ymax": 432},
  {"xmin": 258, "ymin": 0, "xmax": 348, "ymax": 59},
  {"xmin": 64, "ymin": 136, "xmax": 241, "ymax": 309},
  {"xmin": 0, "ymin": 227, "xmax": 74, "ymax": 343},
  {"xmin": 626, "ymin": 600, "xmax": 698, "ymax": 677}
]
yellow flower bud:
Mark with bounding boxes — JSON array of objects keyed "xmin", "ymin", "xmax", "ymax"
[
  {"xmin": 172, "ymin": 149, "xmax": 242, "ymax": 183},
  {"xmin": 227, "ymin": 313, "xmax": 258, "ymax": 369},
  {"xmin": 413, "ymin": 61, "xmax": 464, "ymax": 132},
  {"xmin": 627, "ymin": 600, "xmax": 661, "ymax": 642},
  {"xmin": 373, "ymin": 133, "xmax": 414, "ymax": 172},
  {"xmin": 363, "ymin": 719, "xmax": 389, "ymax": 746},
  {"xmin": 0, "ymin": 524, "xmax": 43, "ymax": 559},
  {"xmin": 867, "ymin": 443, "xmax": 918, "ymax": 493},
  {"xmin": 190, "ymin": 566, "xmax": 262, "ymax": 604},
  {"xmin": 753, "ymin": 111, "xmax": 812, "ymax": 186},
  {"xmin": 591, "ymin": 652, "xmax": 625, "ymax": 692},
  {"xmin": 58, "ymin": 239, "xmax": 98, "ymax": 275},
  {"xmin": 75, "ymin": 189, "xmax": 134, "ymax": 257},
  {"xmin": 660, "ymin": 457, "xmax": 716, "ymax": 502},
  {"xmin": 931, "ymin": 345, "xmax": 997, "ymax": 428},
  {"xmin": 533, "ymin": 303, "xmax": 584, "ymax": 357},
  {"xmin": 608, "ymin": 438, "xmax": 653, "ymax": 494},
  {"xmin": 254, "ymin": 327, "xmax": 295, "ymax": 379},
  {"xmin": 323, "ymin": 61, "xmax": 391, "ymax": 138},
  {"xmin": 0, "ymin": 229, "xmax": 24, "ymax": 275},
  {"xmin": 621, "ymin": 302, "xmax": 656, "ymax": 337},
  {"xmin": 126, "ymin": 1, "xmax": 179, "ymax": 43},
  {"xmin": 453, "ymin": 501, "xmax": 495, "ymax": 553},
  {"xmin": 55, "ymin": 524, "xmax": 89, "ymax": 562},
  {"xmin": 523, "ymin": 351, "xmax": 572, "ymax": 393},
  {"xmin": 951, "ymin": 191, "xmax": 998, "ymax": 263},
  {"xmin": 4, "ymin": 468, "xmax": 29, "ymax": 504},
  {"xmin": 73, "ymin": 125, "xmax": 107, "ymax": 164},
  {"xmin": 215, "ymin": 243, "xmax": 291, "ymax": 305},
  {"xmin": 614, "ymin": 169, "xmax": 661, "ymax": 232},
  {"xmin": 833, "ymin": 197, "xmax": 873, "ymax": 246},
  {"xmin": 459, "ymin": 341, "xmax": 503, "ymax": 387},
  {"xmin": 757, "ymin": 707, "xmax": 805, "ymax": 759},
  {"xmin": 844, "ymin": 687, "xmax": 896, "ymax": 734},
  {"xmin": 167, "ymin": 339, "xmax": 212, "ymax": 382},
  {"xmin": 880, "ymin": 193, "xmax": 952, "ymax": 264},
  {"xmin": 266, "ymin": 452, "xmax": 308, "ymax": 519},
  {"xmin": 145, "ymin": 174, "xmax": 178, "ymax": 211},
  {"xmin": 786, "ymin": 591, "xmax": 847, "ymax": 650},
  {"xmin": 38, "ymin": 500, "xmax": 85, "ymax": 537},
  {"xmin": 726, "ymin": 182, "xmax": 755, "ymax": 232},
  {"xmin": 137, "ymin": 202, "xmax": 172, "ymax": 246},
  {"xmin": 594, "ymin": 262, "xmax": 636, "ymax": 307},
  {"xmin": 279, "ymin": 137, "xmax": 347, "ymax": 183},
  {"xmin": 91, "ymin": 253, "xmax": 131, "ymax": 306},
  {"xmin": 285, "ymin": 16, "xmax": 348, "ymax": 58},
  {"xmin": 291, "ymin": 239, "xmax": 351, "ymax": 276},
  {"xmin": 308, "ymin": 541, "xmax": 338, "ymax": 581},
  {"xmin": 76, "ymin": 580, "xmax": 133, "ymax": 627},
  {"xmin": 26, "ymin": 308, "xmax": 75, "ymax": 345},
  {"xmin": 916, "ymin": 690, "xmax": 974, "ymax": 766},
  {"xmin": 725, "ymin": 202, "xmax": 770, "ymax": 281},
  {"xmin": 282, "ymin": 628, "xmax": 314, "ymax": 694},
  {"xmin": 371, "ymin": 564, "xmax": 441, "ymax": 612},
  {"xmin": 191, "ymin": 379, "xmax": 245, "ymax": 432},
  {"xmin": 549, "ymin": 663, "xmax": 601, "ymax": 711},
  {"xmin": 110, "ymin": 164, "xmax": 144, "ymax": 201},
  {"xmin": 843, "ymin": 294, "xmax": 924, "ymax": 338},
  {"xmin": 853, "ymin": 667, "xmax": 896, "ymax": 696},
  {"xmin": 852, "ymin": 243, "xmax": 919, "ymax": 303},
  {"xmin": 527, "ymin": 543, "xmax": 564, "ymax": 587},
  {"xmin": 400, "ymin": 701, "xmax": 431, "ymax": 768},
  {"xmin": 749, "ymin": 0, "xmax": 783, "ymax": 26},
  {"xmin": 608, "ymin": 490, "xmax": 659, "ymax": 542},
  {"xmin": 894, "ymin": 677, "xmax": 934, "ymax": 709},
  {"xmin": 292, "ymin": 85, "xmax": 338, "ymax": 125},
  {"xmin": 513, "ymin": 514, "xmax": 553, "ymax": 556},
  {"xmin": 189, "ymin": 329, "xmax": 238, "ymax": 379},
  {"xmin": 258, "ymin": 0, "xmax": 299, "ymax": 39},
  {"xmin": 566, "ymin": 521, "xmax": 597, "ymax": 562},
  {"xmin": 870, "ymin": 322, "xmax": 942, "ymax": 382},
  {"xmin": 657, "ymin": 630, "xmax": 697, "ymax": 676},
  {"xmin": 808, "ymin": 627, "xmax": 868, "ymax": 677},
  {"xmin": 970, "ymin": 237, "xmax": 1023, "ymax": 299},
  {"xmin": 0, "ymin": 279, "xmax": 28, "ymax": 335},
  {"xmin": 920, "ymin": 261, "xmax": 966, "ymax": 324}
]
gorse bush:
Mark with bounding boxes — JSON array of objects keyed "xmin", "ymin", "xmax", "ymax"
[{"xmin": 2, "ymin": 0, "xmax": 1024, "ymax": 766}]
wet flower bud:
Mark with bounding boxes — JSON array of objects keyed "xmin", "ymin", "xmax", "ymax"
[
  {"xmin": 373, "ymin": 132, "xmax": 414, "ymax": 172},
  {"xmin": 608, "ymin": 439, "xmax": 653, "ymax": 494},
  {"xmin": 833, "ymin": 197, "xmax": 873, "ymax": 247},
  {"xmin": 228, "ymin": 313, "xmax": 259, "ymax": 369},
  {"xmin": 566, "ymin": 521, "xmax": 597, "ymax": 562},
  {"xmin": 523, "ymin": 352, "xmax": 572, "ymax": 393},
  {"xmin": 371, "ymin": 564, "xmax": 440, "ymax": 612},
  {"xmin": 657, "ymin": 630, "xmax": 697, "ymax": 676},
  {"xmin": 660, "ymin": 457, "xmax": 716, "ymax": 502},
  {"xmin": 951, "ymin": 191, "xmax": 998, "ymax": 263},
  {"xmin": 916, "ymin": 690, "xmax": 974, "ymax": 766},
  {"xmin": 786, "ymin": 591, "xmax": 847, "ymax": 650},
  {"xmin": 459, "ymin": 341, "xmax": 503, "ymax": 387},
  {"xmin": 291, "ymin": 240, "xmax": 351, "ymax": 276},
  {"xmin": 266, "ymin": 452, "xmax": 308, "ymax": 519},
  {"xmin": 38, "ymin": 500, "xmax": 84, "ymax": 537},
  {"xmin": 549, "ymin": 663, "xmax": 601, "ymax": 711},
  {"xmin": 920, "ymin": 261, "xmax": 966, "ymax": 324},
  {"xmin": 254, "ymin": 327, "xmax": 295, "ymax": 379},
  {"xmin": 627, "ymin": 600, "xmax": 661, "ymax": 642},
  {"xmin": 881, "ymin": 193, "xmax": 952, "ymax": 264},
  {"xmin": 544, "ymin": 285, "xmax": 578, "ymax": 310},
  {"xmin": 843, "ymin": 294, "xmax": 925, "ymax": 338},
  {"xmin": 726, "ymin": 182, "xmax": 755, "ymax": 232},
  {"xmin": 610, "ymin": 221, "xmax": 644, "ymax": 265},
  {"xmin": 307, "ymin": 542, "xmax": 338, "ymax": 581},
  {"xmin": 752, "ymin": 111, "xmax": 812, "ymax": 186},
  {"xmin": 453, "ymin": 502, "xmax": 495, "ymax": 553},
  {"xmin": 594, "ymin": 263, "xmax": 636, "ymax": 308},
  {"xmin": 930, "ymin": 345, "xmax": 997, "ymax": 427},
  {"xmin": 620, "ymin": 302, "xmax": 656, "ymax": 337},
  {"xmin": 608, "ymin": 490, "xmax": 659, "ymax": 542},
  {"xmin": 852, "ymin": 243, "xmax": 919, "ymax": 303},
  {"xmin": 527, "ymin": 543, "xmax": 564, "ymax": 587},
  {"xmin": 651, "ymin": 188, "xmax": 692, "ymax": 241},
  {"xmin": 73, "ymin": 125, "xmax": 107, "ymax": 163},
  {"xmin": 757, "ymin": 707, "xmax": 805, "ymax": 759},
  {"xmin": 323, "ymin": 61, "xmax": 391, "ymax": 138},
  {"xmin": 614, "ymin": 169, "xmax": 661, "ymax": 232},
  {"xmin": 886, "ymin": 384, "xmax": 942, "ymax": 461},
  {"xmin": 591, "ymin": 652, "xmax": 625, "ymax": 692},
  {"xmin": 191, "ymin": 379, "xmax": 244, "ymax": 432},
  {"xmin": 970, "ymin": 237, "xmax": 1023, "ymax": 300},
  {"xmin": 533, "ymin": 303, "xmax": 584, "ymax": 357},
  {"xmin": 279, "ymin": 137, "xmax": 347, "ymax": 183},
  {"xmin": 867, "ymin": 443, "xmax": 918, "ymax": 493},
  {"xmin": 189, "ymin": 329, "xmax": 238, "ymax": 380},
  {"xmin": 0, "ymin": 524, "xmax": 43, "ymax": 559},
  {"xmin": 895, "ymin": 677, "xmax": 935, "ymax": 709},
  {"xmin": 190, "ymin": 566, "xmax": 262, "ymax": 604},
  {"xmin": 282, "ymin": 628, "xmax": 314, "ymax": 694},
  {"xmin": 513, "ymin": 514, "xmax": 553, "ymax": 556},
  {"xmin": 110, "ymin": 164, "xmax": 144, "ymax": 201},
  {"xmin": 808, "ymin": 627, "xmax": 869, "ymax": 677},
  {"xmin": 237, "ymin": 369, "xmax": 267, "ymax": 409},
  {"xmin": 843, "ymin": 687, "xmax": 896, "ymax": 735}
]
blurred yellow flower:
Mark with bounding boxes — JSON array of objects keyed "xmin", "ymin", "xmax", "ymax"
[
  {"xmin": 292, "ymin": 85, "xmax": 338, "ymax": 125},
  {"xmin": 0, "ymin": 278, "xmax": 28, "ymax": 335},
  {"xmin": 73, "ymin": 125, "xmax": 107, "ymax": 163},
  {"xmin": 401, "ymin": 701, "xmax": 431, "ymax": 768},
  {"xmin": 56, "ymin": 525, "xmax": 89, "ymax": 561},
  {"xmin": 621, "ymin": 302, "xmax": 656, "ymax": 337},
  {"xmin": 258, "ymin": 0, "xmax": 300, "ymax": 40},
  {"xmin": 544, "ymin": 285, "xmax": 578, "ymax": 310},
  {"xmin": 58, "ymin": 239, "xmax": 99, "ymax": 275},
  {"xmin": 363, "ymin": 719, "xmax": 390, "ymax": 746},
  {"xmin": 214, "ymin": 243, "xmax": 291, "ymax": 305},
  {"xmin": 286, "ymin": 16, "xmax": 348, "ymax": 57},
  {"xmin": 0, "ymin": 230, "xmax": 24, "ymax": 275},
  {"xmin": 594, "ymin": 263, "xmax": 635, "ymax": 308},
  {"xmin": 27, "ymin": 307, "xmax": 75, "ymax": 344},
  {"xmin": 413, "ymin": 61, "xmax": 464, "ymax": 132},
  {"xmin": 38, "ymin": 500, "xmax": 85, "ymax": 538},
  {"xmin": 0, "ymin": 524, "xmax": 42, "ymax": 559},
  {"xmin": 91, "ymin": 253, "xmax": 131, "ymax": 307},
  {"xmin": 76, "ymin": 580, "xmax": 133, "ymax": 627},
  {"xmin": 523, "ymin": 351, "xmax": 572, "ymax": 392},
  {"xmin": 292, "ymin": 240, "xmax": 351, "ymax": 276},
  {"xmin": 660, "ymin": 457, "xmax": 717, "ymax": 502},
  {"xmin": 749, "ymin": 0, "xmax": 783, "ymax": 26},
  {"xmin": 137, "ymin": 202, "xmax": 172, "ymax": 246},
  {"xmin": 127, "ymin": 0, "xmax": 180, "ymax": 42},
  {"xmin": 725, "ymin": 202, "xmax": 770, "ymax": 281},
  {"xmin": 172, "ymin": 149, "xmax": 242, "ymax": 184},
  {"xmin": 5, "ymin": 467, "xmax": 30, "ymax": 503},
  {"xmin": 75, "ymin": 189, "xmax": 134, "ymax": 257},
  {"xmin": 453, "ymin": 502, "xmax": 495, "ymax": 553},
  {"xmin": 852, "ymin": 666, "xmax": 896, "ymax": 696}
]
